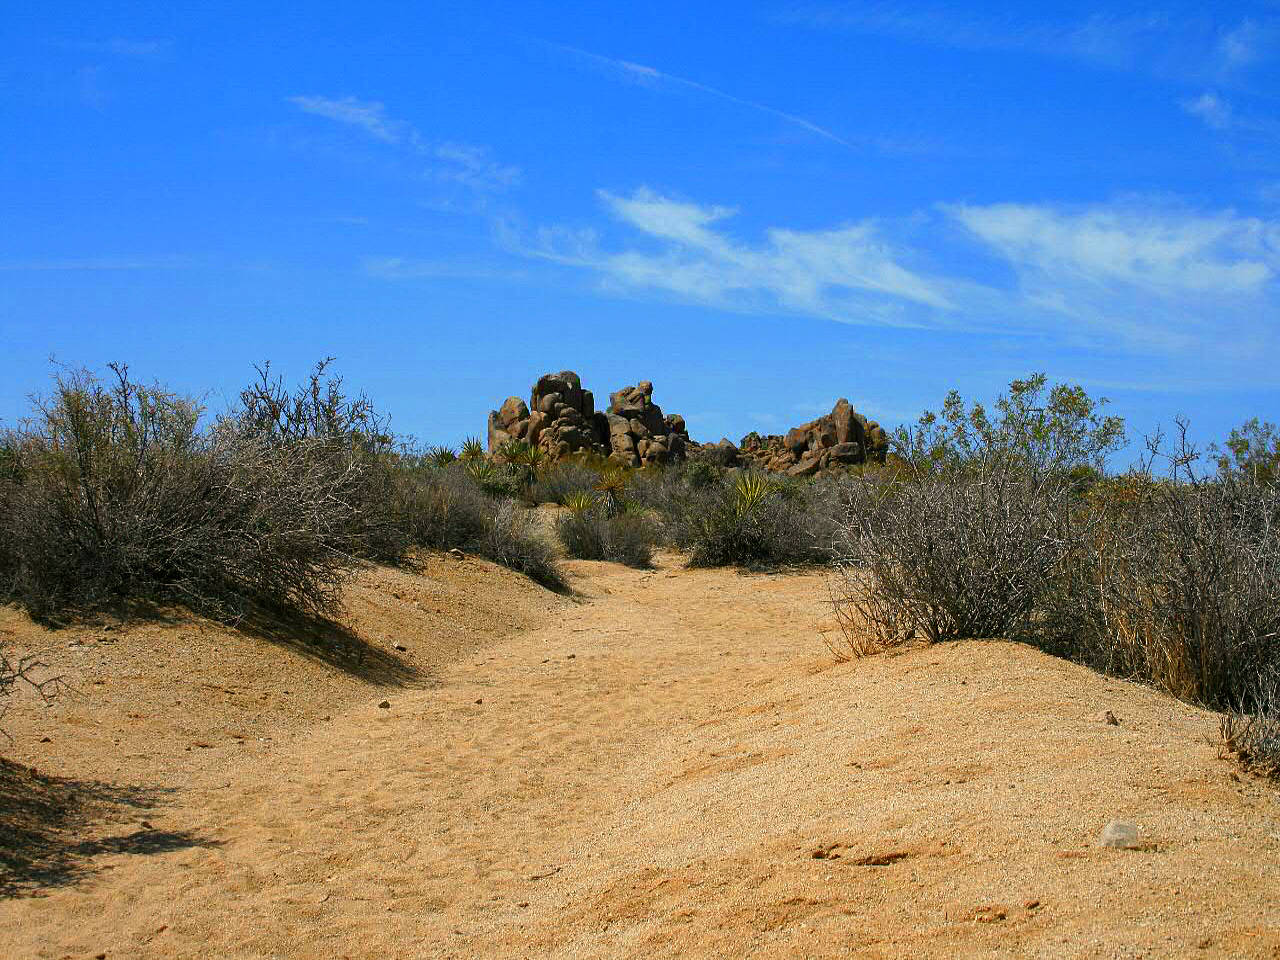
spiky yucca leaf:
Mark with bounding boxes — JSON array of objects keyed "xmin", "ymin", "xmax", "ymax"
[
  {"xmin": 593, "ymin": 467, "xmax": 627, "ymax": 495},
  {"xmin": 459, "ymin": 436, "xmax": 486, "ymax": 462},
  {"xmin": 564, "ymin": 491, "xmax": 597, "ymax": 515},
  {"xmin": 594, "ymin": 466, "xmax": 628, "ymax": 518},
  {"xmin": 427, "ymin": 445, "xmax": 458, "ymax": 468},
  {"xmin": 734, "ymin": 472, "xmax": 776, "ymax": 517}
]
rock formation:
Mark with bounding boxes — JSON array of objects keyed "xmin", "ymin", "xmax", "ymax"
[
  {"xmin": 488, "ymin": 371, "xmax": 609, "ymax": 460},
  {"xmin": 604, "ymin": 381, "xmax": 689, "ymax": 468},
  {"xmin": 489, "ymin": 376, "xmax": 883, "ymax": 476},
  {"xmin": 737, "ymin": 399, "xmax": 888, "ymax": 476},
  {"xmin": 487, "ymin": 372, "xmax": 689, "ymax": 467}
]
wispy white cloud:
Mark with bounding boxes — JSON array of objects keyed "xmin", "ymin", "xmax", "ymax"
[
  {"xmin": 777, "ymin": 6, "xmax": 1276, "ymax": 81},
  {"xmin": 547, "ymin": 42, "xmax": 853, "ymax": 148},
  {"xmin": 510, "ymin": 187, "xmax": 1278, "ymax": 363},
  {"xmin": 431, "ymin": 142, "xmax": 521, "ymax": 191},
  {"xmin": 288, "ymin": 95, "xmax": 521, "ymax": 191},
  {"xmin": 949, "ymin": 202, "xmax": 1276, "ymax": 295},
  {"xmin": 947, "ymin": 201, "xmax": 1279, "ymax": 351},
  {"xmin": 515, "ymin": 187, "xmax": 954, "ymax": 327},
  {"xmin": 1182, "ymin": 91, "xmax": 1235, "ymax": 129},
  {"xmin": 61, "ymin": 38, "xmax": 171, "ymax": 59},
  {"xmin": 288, "ymin": 95, "xmax": 406, "ymax": 143}
]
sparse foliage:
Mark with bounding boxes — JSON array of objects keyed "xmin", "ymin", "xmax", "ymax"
[
  {"xmin": 1215, "ymin": 418, "xmax": 1280, "ymax": 485},
  {"xmin": 555, "ymin": 498, "xmax": 655, "ymax": 568}
]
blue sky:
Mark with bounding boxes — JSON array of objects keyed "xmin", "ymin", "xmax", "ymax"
[{"xmin": 3, "ymin": 2, "xmax": 1278, "ymax": 459}]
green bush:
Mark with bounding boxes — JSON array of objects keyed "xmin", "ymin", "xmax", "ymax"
[
  {"xmin": 0, "ymin": 363, "xmax": 381, "ymax": 621},
  {"xmin": 529, "ymin": 462, "xmax": 599, "ymax": 505},
  {"xmin": 1215, "ymin": 418, "xmax": 1280, "ymax": 485},
  {"xmin": 683, "ymin": 472, "xmax": 835, "ymax": 568},
  {"xmin": 554, "ymin": 500, "xmax": 655, "ymax": 568}
]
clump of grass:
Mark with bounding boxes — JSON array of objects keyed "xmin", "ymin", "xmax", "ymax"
[
  {"xmin": 1220, "ymin": 666, "xmax": 1280, "ymax": 780},
  {"xmin": 554, "ymin": 494, "xmax": 655, "ymax": 568},
  {"xmin": 529, "ymin": 462, "xmax": 599, "ymax": 505},
  {"xmin": 683, "ymin": 471, "xmax": 834, "ymax": 569}
]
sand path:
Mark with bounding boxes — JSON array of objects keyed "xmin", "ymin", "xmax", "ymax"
[{"xmin": 1, "ymin": 552, "xmax": 1278, "ymax": 958}]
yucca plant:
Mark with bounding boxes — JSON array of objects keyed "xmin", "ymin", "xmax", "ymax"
[
  {"xmin": 734, "ymin": 472, "xmax": 776, "ymax": 517},
  {"xmin": 459, "ymin": 436, "xmax": 486, "ymax": 463},
  {"xmin": 465, "ymin": 458, "xmax": 520, "ymax": 498},
  {"xmin": 563, "ymin": 491, "xmax": 597, "ymax": 515},
  {"xmin": 499, "ymin": 439, "xmax": 547, "ymax": 491},
  {"xmin": 594, "ymin": 466, "xmax": 629, "ymax": 518},
  {"xmin": 427, "ymin": 445, "xmax": 458, "ymax": 468}
]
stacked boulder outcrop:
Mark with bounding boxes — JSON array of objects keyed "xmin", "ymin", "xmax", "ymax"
[
  {"xmin": 486, "ymin": 371, "xmax": 689, "ymax": 467},
  {"xmin": 738, "ymin": 399, "xmax": 888, "ymax": 476},
  {"xmin": 487, "ymin": 371, "xmax": 609, "ymax": 459},
  {"xmin": 604, "ymin": 381, "xmax": 689, "ymax": 467},
  {"xmin": 488, "ymin": 375, "xmax": 884, "ymax": 476}
]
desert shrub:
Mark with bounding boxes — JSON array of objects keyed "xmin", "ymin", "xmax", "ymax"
[
  {"xmin": 463, "ymin": 459, "xmax": 523, "ymax": 500},
  {"xmin": 495, "ymin": 439, "xmax": 548, "ymax": 493},
  {"xmin": 684, "ymin": 459, "xmax": 724, "ymax": 489},
  {"xmin": 625, "ymin": 461, "xmax": 691, "ymax": 514},
  {"xmin": 628, "ymin": 461, "xmax": 839, "ymax": 568},
  {"xmin": 554, "ymin": 500, "xmax": 655, "ymax": 568},
  {"xmin": 387, "ymin": 463, "xmax": 492, "ymax": 550},
  {"xmin": 684, "ymin": 471, "xmax": 835, "ymax": 568},
  {"xmin": 385, "ymin": 462, "xmax": 567, "ymax": 587},
  {"xmin": 831, "ymin": 374, "xmax": 1122, "ymax": 654},
  {"xmin": 0, "ymin": 363, "xmax": 371, "ymax": 619},
  {"xmin": 529, "ymin": 462, "xmax": 599, "ymax": 505},
  {"xmin": 1220, "ymin": 664, "xmax": 1280, "ymax": 779},
  {"xmin": 232, "ymin": 359, "xmax": 404, "ymax": 563},
  {"xmin": 833, "ymin": 468, "xmax": 1086, "ymax": 650},
  {"xmin": 0, "ymin": 363, "xmax": 387, "ymax": 621},
  {"xmin": 474, "ymin": 500, "xmax": 566, "ymax": 590},
  {"xmin": 1079, "ymin": 468, "xmax": 1280, "ymax": 707}
]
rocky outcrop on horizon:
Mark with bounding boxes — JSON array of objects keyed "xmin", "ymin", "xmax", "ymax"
[
  {"xmin": 487, "ymin": 371, "xmax": 609, "ymax": 460},
  {"xmin": 487, "ymin": 371, "xmax": 690, "ymax": 467},
  {"xmin": 604, "ymin": 381, "xmax": 690, "ymax": 468},
  {"xmin": 737, "ymin": 399, "xmax": 889, "ymax": 476},
  {"xmin": 488, "ymin": 375, "xmax": 884, "ymax": 476}
]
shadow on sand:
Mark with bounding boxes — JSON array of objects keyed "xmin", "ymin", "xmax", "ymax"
[
  {"xmin": 0, "ymin": 759, "xmax": 220, "ymax": 898},
  {"xmin": 235, "ymin": 604, "xmax": 427, "ymax": 687}
]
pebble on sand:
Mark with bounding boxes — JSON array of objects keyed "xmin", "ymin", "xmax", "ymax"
[{"xmin": 1099, "ymin": 820, "xmax": 1141, "ymax": 849}]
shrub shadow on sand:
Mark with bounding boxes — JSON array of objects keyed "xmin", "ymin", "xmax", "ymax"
[
  {"xmin": 235, "ymin": 604, "xmax": 426, "ymax": 688},
  {"xmin": 0, "ymin": 759, "xmax": 220, "ymax": 898}
]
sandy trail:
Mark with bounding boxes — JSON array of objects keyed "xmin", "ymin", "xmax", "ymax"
[{"xmin": 1, "ymin": 551, "xmax": 1278, "ymax": 959}]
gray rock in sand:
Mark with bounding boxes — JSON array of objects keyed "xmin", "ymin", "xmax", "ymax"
[{"xmin": 1099, "ymin": 820, "xmax": 1141, "ymax": 849}]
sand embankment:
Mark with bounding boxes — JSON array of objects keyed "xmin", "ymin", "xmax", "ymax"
[{"xmin": 1, "ymin": 551, "xmax": 1276, "ymax": 958}]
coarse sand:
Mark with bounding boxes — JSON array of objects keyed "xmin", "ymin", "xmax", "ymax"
[{"xmin": 1, "ymin": 550, "xmax": 1277, "ymax": 959}]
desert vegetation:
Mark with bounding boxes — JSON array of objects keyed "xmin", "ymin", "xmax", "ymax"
[
  {"xmin": 828, "ymin": 376, "xmax": 1280, "ymax": 777},
  {"xmin": 0, "ymin": 361, "xmax": 565, "ymax": 632},
  {"xmin": 1, "ymin": 362, "xmax": 1276, "ymax": 777}
]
